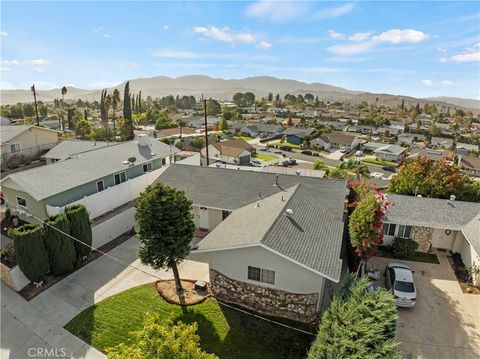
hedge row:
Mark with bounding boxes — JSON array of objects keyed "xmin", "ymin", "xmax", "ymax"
[{"xmin": 8, "ymin": 205, "xmax": 92, "ymax": 282}]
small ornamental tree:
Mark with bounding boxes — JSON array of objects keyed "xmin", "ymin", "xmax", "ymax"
[
  {"xmin": 348, "ymin": 181, "xmax": 391, "ymax": 259},
  {"xmin": 308, "ymin": 276, "xmax": 401, "ymax": 359},
  {"xmin": 135, "ymin": 183, "xmax": 195, "ymax": 292},
  {"xmin": 44, "ymin": 214, "xmax": 77, "ymax": 275},
  {"xmin": 106, "ymin": 314, "xmax": 218, "ymax": 359},
  {"xmin": 8, "ymin": 224, "xmax": 49, "ymax": 282},
  {"xmin": 65, "ymin": 204, "xmax": 92, "ymax": 261}
]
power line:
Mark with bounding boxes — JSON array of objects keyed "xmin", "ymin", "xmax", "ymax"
[
  {"xmin": 5, "ymin": 198, "xmax": 166, "ymax": 282},
  {"xmin": 5, "ymin": 198, "xmax": 317, "ymax": 336}
]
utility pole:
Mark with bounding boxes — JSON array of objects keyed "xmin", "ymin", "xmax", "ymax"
[
  {"xmin": 203, "ymin": 97, "xmax": 209, "ymax": 166},
  {"xmin": 31, "ymin": 84, "xmax": 40, "ymax": 126}
]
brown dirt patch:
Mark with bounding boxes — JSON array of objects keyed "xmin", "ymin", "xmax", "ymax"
[{"xmin": 155, "ymin": 279, "xmax": 212, "ymax": 306}]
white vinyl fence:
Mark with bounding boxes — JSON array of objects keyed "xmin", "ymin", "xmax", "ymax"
[{"xmin": 46, "ymin": 166, "xmax": 169, "ymax": 220}]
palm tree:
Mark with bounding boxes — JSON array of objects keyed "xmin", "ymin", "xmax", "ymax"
[
  {"xmin": 313, "ymin": 159, "xmax": 328, "ymax": 171},
  {"xmin": 61, "ymin": 86, "xmax": 67, "ymax": 105},
  {"xmin": 111, "ymin": 89, "xmax": 120, "ymax": 135}
]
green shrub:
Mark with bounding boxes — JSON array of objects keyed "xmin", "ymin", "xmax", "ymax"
[
  {"xmin": 8, "ymin": 224, "xmax": 50, "ymax": 282},
  {"xmin": 44, "ymin": 214, "xmax": 77, "ymax": 275},
  {"xmin": 65, "ymin": 204, "xmax": 92, "ymax": 261},
  {"xmin": 392, "ymin": 237, "xmax": 418, "ymax": 258},
  {"xmin": 308, "ymin": 276, "xmax": 400, "ymax": 359}
]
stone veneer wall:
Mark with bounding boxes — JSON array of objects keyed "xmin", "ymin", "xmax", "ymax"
[
  {"xmin": 0, "ymin": 263, "xmax": 15, "ymax": 289},
  {"xmin": 210, "ymin": 269, "xmax": 319, "ymax": 323},
  {"xmin": 412, "ymin": 226, "xmax": 433, "ymax": 253}
]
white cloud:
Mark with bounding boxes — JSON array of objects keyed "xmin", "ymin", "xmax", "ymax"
[
  {"xmin": 0, "ymin": 66, "xmax": 10, "ymax": 72},
  {"xmin": 164, "ymin": 25, "xmax": 169, "ymax": 30},
  {"xmin": 372, "ymin": 29, "xmax": 427, "ymax": 44},
  {"xmin": 103, "ymin": 33, "xmax": 112, "ymax": 38},
  {"xmin": 256, "ymin": 40, "xmax": 272, "ymax": 50},
  {"xmin": 245, "ymin": 0, "xmax": 308, "ymax": 22},
  {"xmin": 421, "ymin": 79, "xmax": 433, "ymax": 86},
  {"xmin": 441, "ymin": 80, "xmax": 454, "ymax": 86},
  {"xmin": 1, "ymin": 59, "xmax": 51, "ymax": 72},
  {"xmin": 194, "ymin": 26, "xmax": 255, "ymax": 44},
  {"xmin": 349, "ymin": 32, "xmax": 372, "ymax": 42},
  {"xmin": 439, "ymin": 57, "xmax": 448, "ymax": 63},
  {"xmin": 314, "ymin": 3, "xmax": 355, "ymax": 19},
  {"xmin": 0, "ymin": 31, "xmax": 8, "ymax": 37},
  {"xmin": 327, "ymin": 42, "xmax": 374, "ymax": 55},
  {"xmin": 327, "ymin": 30, "xmax": 345, "ymax": 40},
  {"xmin": 445, "ymin": 43, "xmax": 480, "ymax": 63},
  {"xmin": 451, "ymin": 52, "xmax": 480, "ymax": 63}
]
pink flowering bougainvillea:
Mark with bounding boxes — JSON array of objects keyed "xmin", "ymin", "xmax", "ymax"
[{"xmin": 348, "ymin": 180, "xmax": 393, "ymax": 260}]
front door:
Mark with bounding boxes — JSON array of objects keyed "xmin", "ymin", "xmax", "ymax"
[{"xmin": 199, "ymin": 207, "xmax": 209, "ymax": 230}]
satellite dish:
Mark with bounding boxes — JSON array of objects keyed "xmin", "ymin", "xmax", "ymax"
[{"xmin": 128, "ymin": 157, "xmax": 136, "ymax": 164}]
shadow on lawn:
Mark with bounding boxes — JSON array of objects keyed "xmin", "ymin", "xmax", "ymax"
[{"xmin": 177, "ymin": 303, "xmax": 313, "ymax": 359}]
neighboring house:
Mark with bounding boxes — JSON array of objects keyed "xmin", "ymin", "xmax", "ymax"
[
  {"xmin": 374, "ymin": 145, "xmax": 407, "ymax": 162},
  {"xmin": 363, "ymin": 142, "xmax": 388, "ymax": 152},
  {"xmin": 406, "ymin": 147, "xmax": 452, "ymax": 163},
  {"xmin": 283, "ymin": 127, "xmax": 314, "ymax": 144},
  {"xmin": 397, "ymin": 133, "xmax": 425, "ymax": 145},
  {"xmin": 42, "ymin": 140, "xmax": 113, "ymax": 163},
  {"xmin": 458, "ymin": 155, "xmax": 480, "ymax": 177},
  {"xmin": 310, "ymin": 132, "xmax": 361, "ymax": 151},
  {"xmin": 322, "ymin": 121, "xmax": 348, "ymax": 131},
  {"xmin": 234, "ymin": 124, "xmax": 284, "ymax": 137},
  {"xmin": 430, "ymin": 137, "xmax": 454, "ymax": 149},
  {"xmin": 382, "ymin": 194, "xmax": 480, "ymax": 285},
  {"xmin": 201, "ymin": 139, "xmax": 254, "ymax": 165},
  {"xmin": 155, "ymin": 164, "xmax": 349, "ymax": 322},
  {"xmin": 1, "ymin": 136, "xmax": 178, "ymax": 222},
  {"xmin": 1, "ymin": 125, "xmax": 59, "ymax": 169},
  {"xmin": 156, "ymin": 127, "xmax": 197, "ymax": 137},
  {"xmin": 377, "ymin": 127, "xmax": 402, "ymax": 137},
  {"xmin": 456, "ymin": 143, "xmax": 479, "ymax": 156}
]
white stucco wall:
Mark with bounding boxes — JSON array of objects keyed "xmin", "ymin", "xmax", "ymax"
[
  {"xmin": 92, "ymin": 207, "xmax": 135, "ymax": 248},
  {"xmin": 192, "ymin": 206, "xmax": 224, "ymax": 231},
  {"xmin": 207, "ymin": 246, "xmax": 326, "ymax": 295}
]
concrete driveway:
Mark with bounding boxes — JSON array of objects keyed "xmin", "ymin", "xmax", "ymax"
[
  {"xmin": 369, "ymin": 252, "xmax": 480, "ymax": 359},
  {"xmin": 1, "ymin": 236, "xmax": 209, "ymax": 358}
]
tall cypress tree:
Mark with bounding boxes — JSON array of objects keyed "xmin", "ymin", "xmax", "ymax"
[
  {"xmin": 123, "ymin": 82, "xmax": 134, "ymax": 140},
  {"xmin": 65, "ymin": 204, "xmax": 92, "ymax": 261},
  {"xmin": 44, "ymin": 214, "xmax": 76, "ymax": 275},
  {"xmin": 9, "ymin": 224, "xmax": 49, "ymax": 282},
  {"xmin": 138, "ymin": 91, "xmax": 142, "ymax": 113}
]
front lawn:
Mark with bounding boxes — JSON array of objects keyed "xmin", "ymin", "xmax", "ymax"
[
  {"xmin": 65, "ymin": 284, "xmax": 312, "ymax": 359},
  {"xmin": 377, "ymin": 246, "xmax": 439, "ymax": 264},
  {"xmin": 234, "ymin": 135, "xmax": 254, "ymax": 141},
  {"xmin": 253, "ymin": 153, "xmax": 278, "ymax": 162},
  {"xmin": 270, "ymin": 141, "xmax": 300, "ymax": 149}
]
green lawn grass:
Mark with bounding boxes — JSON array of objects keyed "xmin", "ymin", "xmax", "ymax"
[
  {"xmin": 253, "ymin": 153, "xmax": 278, "ymax": 162},
  {"xmin": 64, "ymin": 284, "xmax": 312, "ymax": 359},
  {"xmin": 234, "ymin": 135, "xmax": 254, "ymax": 141},
  {"xmin": 378, "ymin": 247, "xmax": 439, "ymax": 264},
  {"xmin": 270, "ymin": 141, "xmax": 300, "ymax": 149},
  {"xmin": 361, "ymin": 156, "xmax": 398, "ymax": 167}
]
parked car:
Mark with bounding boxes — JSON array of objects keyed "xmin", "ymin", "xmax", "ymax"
[
  {"xmin": 385, "ymin": 263, "xmax": 417, "ymax": 308},
  {"xmin": 250, "ymin": 159, "xmax": 264, "ymax": 167},
  {"xmin": 301, "ymin": 150, "xmax": 313, "ymax": 156},
  {"xmin": 279, "ymin": 146, "xmax": 292, "ymax": 152},
  {"xmin": 340, "ymin": 147, "xmax": 349, "ymax": 153},
  {"xmin": 287, "ymin": 158, "xmax": 296, "ymax": 165},
  {"xmin": 382, "ymin": 166, "xmax": 396, "ymax": 172},
  {"xmin": 354, "ymin": 150, "xmax": 364, "ymax": 157}
]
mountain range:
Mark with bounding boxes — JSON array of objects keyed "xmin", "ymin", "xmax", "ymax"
[{"xmin": 1, "ymin": 75, "xmax": 479, "ymax": 111}]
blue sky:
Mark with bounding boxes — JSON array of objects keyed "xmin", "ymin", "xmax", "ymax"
[{"xmin": 1, "ymin": 1, "xmax": 479, "ymax": 99}]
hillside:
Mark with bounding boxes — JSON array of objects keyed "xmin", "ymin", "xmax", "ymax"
[{"xmin": 1, "ymin": 75, "xmax": 478, "ymax": 111}]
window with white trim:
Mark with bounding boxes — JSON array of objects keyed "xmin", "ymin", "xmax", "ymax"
[
  {"xmin": 247, "ymin": 266, "xmax": 275, "ymax": 285},
  {"xmin": 142, "ymin": 162, "xmax": 152, "ymax": 173},
  {"xmin": 114, "ymin": 171, "xmax": 126, "ymax": 185},
  {"xmin": 382, "ymin": 223, "xmax": 396, "ymax": 236},
  {"xmin": 397, "ymin": 225, "xmax": 412, "ymax": 239},
  {"xmin": 161, "ymin": 158, "xmax": 166, "ymax": 166},
  {"xmin": 16, "ymin": 196, "xmax": 27, "ymax": 209},
  {"xmin": 10, "ymin": 143, "xmax": 21, "ymax": 153},
  {"xmin": 96, "ymin": 180, "xmax": 104, "ymax": 192}
]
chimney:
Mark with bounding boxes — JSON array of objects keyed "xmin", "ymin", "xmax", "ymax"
[
  {"xmin": 137, "ymin": 134, "xmax": 151, "ymax": 147},
  {"xmin": 273, "ymin": 174, "xmax": 279, "ymax": 187}
]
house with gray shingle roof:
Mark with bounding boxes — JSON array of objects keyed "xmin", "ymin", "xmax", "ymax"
[
  {"xmin": 42, "ymin": 140, "xmax": 114, "ymax": 163},
  {"xmin": 1, "ymin": 136, "xmax": 178, "ymax": 221},
  {"xmin": 374, "ymin": 144, "xmax": 407, "ymax": 162},
  {"xmin": 382, "ymin": 194, "xmax": 480, "ymax": 285},
  {"xmin": 154, "ymin": 164, "xmax": 349, "ymax": 322}
]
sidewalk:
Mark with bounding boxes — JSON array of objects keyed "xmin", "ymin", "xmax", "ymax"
[{"xmin": 1, "ymin": 236, "xmax": 209, "ymax": 358}]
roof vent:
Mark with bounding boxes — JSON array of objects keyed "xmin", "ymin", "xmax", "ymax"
[
  {"xmin": 285, "ymin": 208, "xmax": 293, "ymax": 217},
  {"xmin": 122, "ymin": 160, "xmax": 129, "ymax": 165},
  {"xmin": 449, "ymin": 194, "xmax": 456, "ymax": 201},
  {"xmin": 255, "ymin": 202, "xmax": 260, "ymax": 208},
  {"xmin": 273, "ymin": 174, "xmax": 279, "ymax": 187},
  {"xmin": 127, "ymin": 157, "xmax": 136, "ymax": 166}
]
